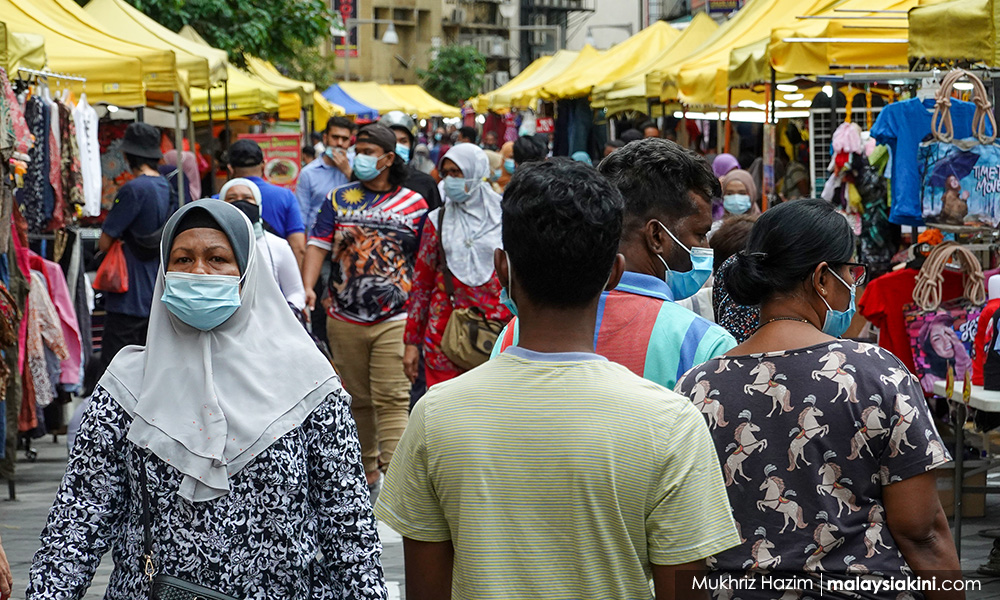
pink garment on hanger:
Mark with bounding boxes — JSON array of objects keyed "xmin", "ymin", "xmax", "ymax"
[
  {"xmin": 29, "ymin": 251, "xmax": 82, "ymax": 386},
  {"xmin": 11, "ymin": 217, "xmax": 31, "ymax": 373}
]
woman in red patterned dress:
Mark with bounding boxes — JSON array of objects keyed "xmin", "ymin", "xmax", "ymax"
[{"xmin": 403, "ymin": 143, "xmax": 512, "ymax": 388}]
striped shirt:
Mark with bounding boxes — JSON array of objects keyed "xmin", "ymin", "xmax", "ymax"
[
  {"xmin": 492, "ymin": 271, "xmax": 738, "ymax": 390},
  {"xmin": 308, "ymin": 182, "xmax": 427, "ymax": 325},
  {"xmin": 374, "ymin": 347, "xmax": 741, "ymax": 600}
]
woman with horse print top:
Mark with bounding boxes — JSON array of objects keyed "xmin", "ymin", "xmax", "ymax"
[{"xmin": 675, "ymin": 199, "xmax": 961, "ymax": 600}]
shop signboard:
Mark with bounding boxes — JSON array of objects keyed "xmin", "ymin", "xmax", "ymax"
[
  {"xmin": 536, "ymin": 118, "xmax": 555, "ymax": 134},
  {"xmin": 332, "ymin": 0, "xmax": 359, "ymax": 58},
  {"xmin": 708, "ymin": 0, "xmax": 743, "ymax": 14},
  {"xmin": 239, "ymin": 133, "xmax": 302, "ymax": 191}
]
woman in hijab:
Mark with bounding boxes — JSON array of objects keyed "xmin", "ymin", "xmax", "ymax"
[
  {"xmin": 720, "ymin": 169, "xmax": 760, "ymax": 218},
  {"xmin": 482, "ymin": 148, "xmax": 504, "ymax": 194},
  {"xmin": 403, "ymin": 143, "xmax": 512, "ymax": 388},
  {"xmin": 28, "ymin": 201, "xmax": 386, "ymax": 600},
  {"xmin": 219, "ymin": 178, "xmax": 306, "ymax": 312},
  {"xmin": 410, "ymin": 143, "xmax": 435, "ymax": 175}
]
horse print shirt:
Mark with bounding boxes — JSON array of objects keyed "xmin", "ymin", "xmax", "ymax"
[{"xmin": 675, "ymin": 340, "xmax": 949, "ymax": 599}]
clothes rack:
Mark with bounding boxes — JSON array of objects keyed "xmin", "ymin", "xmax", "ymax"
[{"xmin": 16, "ymin": 68, "xmax": 87, "ymax": 84}]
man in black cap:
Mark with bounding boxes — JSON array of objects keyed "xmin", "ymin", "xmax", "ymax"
[
  {"xmin": 225, "ymin": 138, "xmax": 307, "ymax": 267},
  {"xmin": 378, "ymin": 111, "xmax": 441, "ymax": 210},
  {"xmin": 302, "ymin": 123, "xmax": 428, "ymax": 498},
  {"xmin": 97, "ymin": 122, "xmax": 172, "ymax": 377}
]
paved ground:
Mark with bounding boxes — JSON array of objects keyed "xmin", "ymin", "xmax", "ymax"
[{"xmin": 2, "ymin": 435, "xmax": 999, "ymax": 599}]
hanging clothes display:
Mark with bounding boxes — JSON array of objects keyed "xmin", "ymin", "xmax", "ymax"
[{"xmin": 74, "ymin": 96, "xmax": 101, "ymax": 217}]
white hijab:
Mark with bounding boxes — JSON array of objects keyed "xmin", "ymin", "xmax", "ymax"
[
  {"xmin": 99, "ymin": 200, "xmax": 341, "ymax": 502},
  {"xmin": 219, "ymin": 178, "xmax": 264, "ymax": 238},
  {"xmin": 439, "ymin": 143, "xmax": 503, "ymax": 287}
]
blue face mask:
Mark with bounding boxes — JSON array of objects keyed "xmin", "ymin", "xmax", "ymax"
[
  {"xmin": 656, "ymin": 222, "xmax": 714, "ymax": 300},
  {"xmin": 434, "ymin": 133, "xmax": 443, "ymax": 142},
  {"xmin": 490, "ymin": 167, "xmax": 503, "ymax": 182},
  {"xmin": 444, "ymin": 176, "xmax": 476, "ymax": 203},
  {"xmin": 820, "ymin": 269, "xmax": 857, "ymax": 338},
  {"xmin": 504, "ymin": 158, "xmax": 516, "ymax": 174},
  {"xmin": 161, "ymin": 272, "xmax": 242, "ymax": 331},
  {"xmin": 395, "ymin": 143, "xmax": 410, "ymax": 163},
  {"xmin": 353, "ymin": 153, "xmax": 385, "ymax": 182},
  {"xmin": 723, "ymin": 194, "xmax": 752, "ymax": 215},
  {"xmin": 500, "ymin": 251, "xmax": 518, "ymax": 317}
]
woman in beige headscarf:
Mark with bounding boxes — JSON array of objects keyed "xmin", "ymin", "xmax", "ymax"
[{"xmin": 483, "ymin": 149, "xmax": 504, "ymax": 194}]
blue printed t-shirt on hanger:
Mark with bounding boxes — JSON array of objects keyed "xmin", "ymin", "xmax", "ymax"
[{"xmin": 871, "ymin": 97, "xmax": 991, "ymax": 226}]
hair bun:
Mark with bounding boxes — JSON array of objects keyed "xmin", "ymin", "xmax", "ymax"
[{"xmin": 725, "ymin": 251, "xmax": 768, "ymax": 306}]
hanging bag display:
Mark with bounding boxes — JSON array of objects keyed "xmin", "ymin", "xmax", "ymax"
[
  {"xmin": 920, "ymin": 69, "xmax": 1000, "ymax": 227},
  {"xmin": 92, "ymin": 240, "xmax": 129, "ymax": 294},
  {"xmin": 436, "ymin": 208, "xmax": 504, "ymax": 371},
  {"xmin": 903, "ymin": 241, "xmax": 986, "ymax": 394}
]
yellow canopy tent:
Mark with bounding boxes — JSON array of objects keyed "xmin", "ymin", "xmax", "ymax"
[
  {"xmin": 517, "ymin": 45, "xmax": 602, "ymax": 105},
  {"xmin": 908, "ymin": 0, "xmax": 999, "ymax": 66},
  {"xmin": 337, "ymin": 81, "xmax": 411, "ymax": 114},
  {"xmin": 0, "ymin": 22, "xmax": 45, "ymax": 72},
  {"xmin": 313, "ymin": 91, "xmax": 346, "ymax": 131},
  {"xmin": 756, "ymin": 0, "xmax": 917, "ymax": 85},
  {"xmin": 189, "ymin": 67, "xmax": 279, "ymax": 121},
  {"xmin": 592, "ymin": 13, "xmax": 719, "ymax": 115},
  {"xmin": 22, "ymin": 0, "xmax": 186, "ymax": 97},
  {"xmin": 174, "ymin": 25, "xmax": 230, "ymax": 86},
  {"xmin": 380, "ymin": 84, "xmax": 461, "ymax": 118},
  {"xmin": 471, "ymin": 55, "xmax": 553, "ymax": 112},
  {"xmin": 669, "ymin": 0, "xmax": 837, "ymax": 106},
  {"xmin": 84, "ymin": 0, "xmax": 225, "ymax": 89},
  {"xmin": 480, "ymin": 48, "xmax": 594, "ymax": 111},
  {"xmin": 540, "ymin": 22, "xmax": 680, "ymax": 100},
  {"xmin": 247, "ymin": 56, "xmax": 315, "ymax": 120},
  {"xmin": 0, "ymin": 0, "xmax": 153, "ymax": 105}
]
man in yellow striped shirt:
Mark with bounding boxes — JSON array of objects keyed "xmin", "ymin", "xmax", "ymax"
[{"xmin": 375, "ymin": 159, "xmax": 740, "ymax": 599}]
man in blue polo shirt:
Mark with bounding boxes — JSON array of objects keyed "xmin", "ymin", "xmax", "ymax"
[
  {"xmin": 297, "ymin": 116, "xmax": 355, "ymax": 231},
  {"xmin": 225, "ymin": 139, "xmax": 306, "ymax": 267},
  {"xmin": 493, "ymin": 139, "xmax": 736, "ymax": 390}
]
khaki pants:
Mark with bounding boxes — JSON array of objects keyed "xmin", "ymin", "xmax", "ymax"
[{"xmin": 328, "ymin": 318, "xmax": 410, "ymax": 474}]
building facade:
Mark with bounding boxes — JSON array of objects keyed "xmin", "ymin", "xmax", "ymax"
[{"xmin": 327, "ymin": 0, "xmax": 444, "ymax": 84}]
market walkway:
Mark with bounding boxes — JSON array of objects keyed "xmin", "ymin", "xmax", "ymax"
[{"xmin": 1, "ymin": 438, "xmax": 405, "ymax": 599}]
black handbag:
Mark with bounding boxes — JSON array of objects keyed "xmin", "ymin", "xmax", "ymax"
[{"xmin": 137, "ymin": 456, "xmax": 240, "ymax": 600}]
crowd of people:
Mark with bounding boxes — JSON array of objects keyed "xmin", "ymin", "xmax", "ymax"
[{"xmin": 14, "ymin": 115, "xmax": 966, "ymax": 600}]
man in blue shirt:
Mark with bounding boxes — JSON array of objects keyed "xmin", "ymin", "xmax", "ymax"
[
  {"xmin": 97, "ymin": 123, "xmax": 171, "ymax": 377},
  {"xmin": 225, "ymin": 139, "xmax": 306, "ymax": 267},
  {"xmin": 297, "ymin": 117, "xmax": 354, "ymax": 232}
]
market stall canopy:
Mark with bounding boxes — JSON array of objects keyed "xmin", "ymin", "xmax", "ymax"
[
  {"xmin": 246, "ymin": 56, "xmax": 314, "ymax": 106},
  {"xmin": 662, "ymin": 0, "xmax": 835, "ymax": 106},
  {"xmin": 190, "ymin": 67, "xmax": 279, "ymax": 122},
  {"xmin": 0, "ymin": 0, "xmax": 154, "ymax": 105},
  {"xmin": 381, "ymin": 84, "xmax": 461, "ymax": 118},
  {"xmin": 480, "ymin": 49, "xmax": 586, "ymax": 111},
  {"xmin": 908, "ymin": 0, "xmax": 999, "ymax": 67},
  {"xmin": 756, "ymin": 0, "xmax": 917, "ymax": 85},
  {"xmin": 0, "ymin": 22, "xmax": 45, "ymax": 72},
  {"xmin": 470, "ymin": 54, "xmax": 552, "ymax": 113},
  {"xmin": 520, "ymin": 45, "xmax": 602, "ymax": 104},
  {"xmin": 313, "ymin": 90, "xmax": 346, "ymax": 131},
  {"xmin": 540, "ymin": 22, "xmax": 680, "ymax": 100},
  {"xmin": 321, "ymin": 84, "xmax": 380, "ymax": 120},
  {"xmin": 84, "ymin": 0, "xmax": 223, "ymax": 89},
  {"xmin": 592, "ymin": 13, "xmax": 718, "ymax": 114},
  {"xmin": 337, "ymin": 81, "xmax": 411, "ymax": 114}
]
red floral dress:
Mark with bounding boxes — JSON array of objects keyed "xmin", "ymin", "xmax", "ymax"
[{"xmin": 404, "ymin": 218, "xmax": 511, "ymax": 387}]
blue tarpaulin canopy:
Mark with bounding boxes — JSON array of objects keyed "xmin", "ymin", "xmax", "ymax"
[{"xmin": 321, "ymin": 84, "xmax": 379, "ymax": 121}]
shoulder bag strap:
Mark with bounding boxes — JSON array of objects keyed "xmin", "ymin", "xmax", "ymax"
[
  {"xmin": 913, "ymin": 241, "xmax": 986, "ymax": 310},
  {"xmin": 138, "ymin": 454, "xmax": 157, "ymax": 586},
  {"xmin": 436, "ymin": 207, "xmax": 456, "ymax": 303}
]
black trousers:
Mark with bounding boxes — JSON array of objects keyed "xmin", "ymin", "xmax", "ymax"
[{"xmin": 97, "ymin": 312, "xmax": 149, "ymax": 381}]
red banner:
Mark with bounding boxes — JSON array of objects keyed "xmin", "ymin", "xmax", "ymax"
[
  {"xmin": 334, "ymin": 0, "xmax": 359, "ymax": 58},
  {"xmin": 536, "ymin": 118, "xmax": 554, "ymax": 134},
  {"xmin": 239, "ymin": 133, "xmax": 302, "ymax": 191}
]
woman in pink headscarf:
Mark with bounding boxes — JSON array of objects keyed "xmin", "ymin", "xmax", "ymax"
[
  {"xmin": 163, "ymin": 150, "xmax": 201, "ymax": 202},
  {"xmin": 720, "ymin": 169, "xmax": 760, "ymax": 218}
]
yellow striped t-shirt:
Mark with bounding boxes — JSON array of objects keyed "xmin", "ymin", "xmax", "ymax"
[{"xmin": 374, "ymin": 347, "xmax": 740, "ymax": 600}]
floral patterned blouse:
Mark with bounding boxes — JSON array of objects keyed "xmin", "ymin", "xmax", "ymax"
[
  {"xmin": 404, "ymin": 218, "xmax": 511, "ymax": 382},
  {"xmin": 675, "ymin": 340, "xmax": 949, "ymax": 599},
  {"xmin": 713, "ymin": 255, "xmax": 760, "ymax": 344},
  {"xmin": 27, "ymin": 385, "xmax": 387, "ymax": 600}
]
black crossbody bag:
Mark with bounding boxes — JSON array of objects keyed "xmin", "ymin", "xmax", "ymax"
[{"xmin": 137, "ymin": 456, "xmax": 240, "ymax": 600}]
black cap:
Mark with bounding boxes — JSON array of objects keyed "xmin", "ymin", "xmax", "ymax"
[
  {"xmin": 119, "ymin": 122, "xmax": 162, "ymax": 159},
  {"xmin": 227, "ymin": 139, "xmax": 264, "ymax": 168},
  {"xmin": 356, "ymin": 124, "xmax": 396, "ymax": 154}
]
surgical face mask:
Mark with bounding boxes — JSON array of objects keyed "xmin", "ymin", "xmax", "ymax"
[
  {"xmin": 161, "ymin": 272, "xmax": 242, "ymax": 331},
  {"xmin": 500, "ymin": 251, "xmax": 518, "ymax": 317},
  {"xmin": 504, "ymin": 158, "xmax": 516, "ymax": 174},
  {"xmin": 444, "ymin": 176, "xmax": 476, "ymax": 203},
  {"xmin": 723, "ymin": 194, "xmax": 752, "ymax": 215},
  {"xmin": 353, "ymin": 153, "xmax": 385, "ymax": 182},
  {"xmin": 491, "ymin": 167, "xmax": 503, "ymax": 182},
  {"xmin": 655, "ymin": 222, "xmax": 714, "ymax": 300},
  {"xmin": 820, "ymin": 269, "xmax": 857, "ymax": 338},
  {"xmin": 395, "ymin": 143, "xmax": 410, "ymax": 163},
  {"xmin": 434, "ymin": 132, "xmax": 443, "ymax": 142}
]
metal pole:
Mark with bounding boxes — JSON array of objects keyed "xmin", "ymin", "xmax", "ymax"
[
  {"xmin": 344, "ymin": 23, "xmax": 352, "ymax": 82},
  {"xmin": 173, "ymin": 91, "xmax": 185, "ymax": 207},
  {"xmin": 770, "ymin": 67, "xmax": 777, "ymax": 125},
  {"xmin": 724, "ymin": 87, "xmax": 733, "ymax": 154},
  {"xmin": 187, "ymin": 107, "xmax": 197, "ymax": 201},
  {"xmin": 224, "ymin": 79, "xmax": 230, "ymax": 151},
  {"xmin": 207, "ymin": 87, "xmax": 215, "ymax": 195}
]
